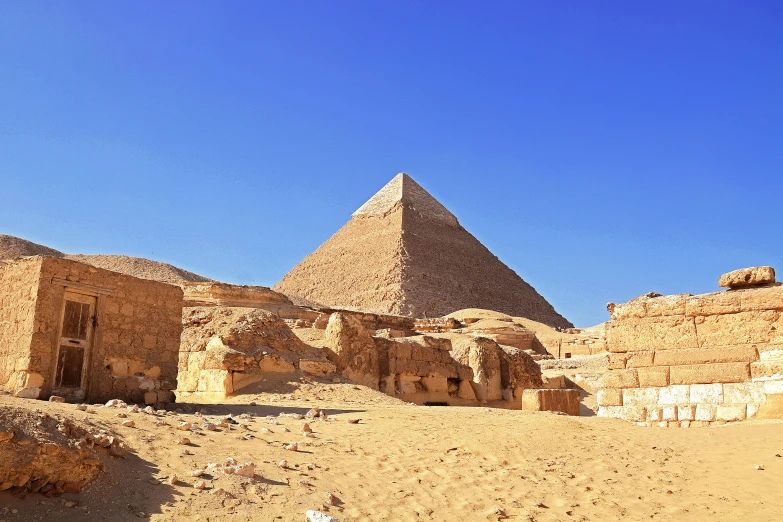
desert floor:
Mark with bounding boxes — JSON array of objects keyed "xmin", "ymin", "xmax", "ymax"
[{"xmin": 1, "ymin": 381, "xmax": 782, "ymax": 522}]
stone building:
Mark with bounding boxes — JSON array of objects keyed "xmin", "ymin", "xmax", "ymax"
[
  {"xmin": 0, "ymin": 256, "xmax": 183, "ymax": 404},
  {"xmin": 597, "ymin": 267, "xmax": 783, "ymax": 426}
]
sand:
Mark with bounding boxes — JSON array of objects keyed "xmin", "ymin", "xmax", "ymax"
[{"xmin": 2, "ymin": 381, "xmax": 782, "ymax": 522}]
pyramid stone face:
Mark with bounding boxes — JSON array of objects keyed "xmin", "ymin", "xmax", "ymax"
[{"xmin": 273, "ymin": 174, "xmax": 572, "ymax": 328}]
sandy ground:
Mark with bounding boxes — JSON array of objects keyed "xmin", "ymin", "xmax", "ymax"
[{"xmin": 1, "ymin": 381, "xmax": 783, "ymax": 522}]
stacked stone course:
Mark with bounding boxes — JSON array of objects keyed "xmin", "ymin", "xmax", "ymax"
[{"xmin": 598, "ymin": 270, "xmax": 783, "ymax": 426}]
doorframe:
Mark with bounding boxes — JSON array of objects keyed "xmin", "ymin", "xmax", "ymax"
[{"xmin": 51, "ymin": 287, "xmax": 100, "ymax": 401}]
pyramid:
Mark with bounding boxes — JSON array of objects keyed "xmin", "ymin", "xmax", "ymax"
[{"xmin": 273, "ymin": 174, "xmax": 572, "ymax": 328}]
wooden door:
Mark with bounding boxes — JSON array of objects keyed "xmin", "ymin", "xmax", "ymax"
[{"xmin": 53, "ymin": 291, "xmax": 96, "ymax": 399}]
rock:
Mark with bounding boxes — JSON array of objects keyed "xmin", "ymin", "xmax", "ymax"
[
  {"xmin": 167, "ymin": 474, "xmax": 178, "ymax": 485},
  {"xmin": 285, "ymin": 443, "xmax": 298, "ymax": 451},
  {"xmin": 0, "ymin": 431, "xmax": 14, "ymax": 443},
  {"xmin": 63, "ymin": 500, "xmax": 79, "ymax": 508},
  {"xmin": 105, "ymin": 399, "xmax": 120, "ymax": 407},
  {"xmin": 194, "ymin": 480, "xmax": 207, "ymax": 490},
  {"xmin": 755, "ymin": 464, "xmax": 765, "ymax": 470},
  {"xmin": 719, "ymin": 266, "xmax": 776, "ymax": 288},
  {"xmin": 203, "ymin": 422, "xmax": 217, "ymax": 431},
  {"xmin": 302, "ymin": 423, "xmax": 313, "ymax": 433},
  {"xmin": 235, "ymin": 463, "xmax": 255, "ymax": 478},
  {"xmin": 325, "ymin": 492, "xmax": 339, "ymax": 506},
  {"xmin": 177, "ymin": 437, "xmax": 191, "ymax": 445},
  {"xmin": 305, "ymin": 408, "xmax": 321, "ymax": 419},
  {"xmin": 347, "ymin": 419, "xmax": 360, "ymax": 424},
  {"xmin": 121, "ymin": 420, "xmax": 135, "ymax": 428},
  {"xmin": 306, "ymin": 510, "xmax": 340, "ymax": 522},
  {"xmin": 116, "ymin": 413, "xmax": 127, "ymax": 418},
  {"xmin": 177, "ymin": 422, "xmax": 192, "ymax": 431},
  {"xmin": 277, "ymin": 459, "xmax": 288, "ymax": 469},
  {"xmin": 76, "ymin": 404, "xmax": 87, "ymax": 411},
  {"xmin": 191, "ymin": 469, "xmax": 205, "ymax": 477},
  {"xmin": 49, "ymin": 396, "xmax": 65, "ymax": 403}
]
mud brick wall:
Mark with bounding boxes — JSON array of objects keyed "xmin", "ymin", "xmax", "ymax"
[
  {"xmin": 0, "ymin": 258, "xmax": 44, "ymax": 392},
  {"xmin": 598, "ymin": 286, "xmax": 783, "ymax": 426},
  {"xmin": 33, "ymin": 257, "xmax": 184, "ymax": 403}
]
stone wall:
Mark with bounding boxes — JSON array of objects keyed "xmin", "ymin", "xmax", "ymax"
[
  {"xmin": 1, "ymin": 256, "xmax": 183, "ymax": 404},
  {"xmin": 598, "ymin": 283, "xmax": 783, "ymax": 426},
  {"xmin": 0, "ymin": 258, "xmax": 43, "ymax": 394}
]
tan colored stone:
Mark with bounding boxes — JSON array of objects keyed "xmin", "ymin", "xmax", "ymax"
[
  {"xmin": 716, "ymin": 405, "xmax": 746, "ymax": 421},
  {"xmin": 645, "ymin": 294, "xmax": 689, "ymax": 318},
  {"xmin": 607, "ymin": 316, "xmax": 698, "ymax": 353},
  {"xmin": 657, "ymin": 385, "xmax": 690, "ymax": 405},
  {"xmin": 596, "ymin": 389, "xmax": 623, "ymax": 406},
  {"xmin": 521, "ymin": 389, "xmax": 580, "ymax": 416},
  {"xmin": 751, "ymin": 361, "xmax": 783, "ymax": 379},
  {"xmin": 677, "ymin": 405, "xmax": 696, "ymax": 421},
  {"xmin": 601, "ymin": 369, "xmax": 639, "ymax": 389},
  {"xmin": 457, "ymin": 379, "xmax": 476, "ymax": 400},
  {"xmin": 718, "ymin": 266, "xmax": 775, "ymax": 288},
  {"xmin": 695, "ymin": 311, "xmax": 783, "ymax": 347},
  {"xmin": 670, "ymin": 362, "xmax": 750, "ymax": 385},
  {"xmin": 695, "ymin": 404, "xmax": 716, "ymax": 421},
  {"xmin": 622, "ymin": 387, "xmax": 659, "ymax": 406},
  {"xmin": 620, "ymin": 406, "xmax": 647, "ymax": 422},
  {"xmin": 739, "ymin": 285, "xmax": 783, "ymax": 312},
  {"xmin": 259, "ymin": 355, "xmax": 296, "ymax": 373},
  {"xmin": 626, "ymin": 352, "xmax": 654, "ymax": 368},
  {"xmin": 654, "ymin": 346, "xmax": 758, "ymax": 366},
  {"xmin": 689, "ymin": 383, "xmax": 723, "ymax": 403},
  {"xmin": 420, "ymin": 376, "xmax": 448, "ymax": 394},
  {"xmin": 607, "ymin": 353, "xmax": 628, "ymax": 370},
  {"xmin": 637, "ymin": 366, "xmax": 669, "ymax": 387},
  {"xmin": 723, "ymin": 382, "xmax": 765, "ymax": 404},
  {"xmin": 299, "ymin": 359, "xmax": 336, "ymax": 376},
  {"xmin": 597, "ymin": 406, "xmax": 623, "ymax": 418},
  {"xmin": 685, "ymin": 291, "xmax": 741, "ymax": 317}
]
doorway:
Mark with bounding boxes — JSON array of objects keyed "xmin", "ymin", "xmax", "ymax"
[{"xmin": 53, "ymin": 291, "xmax": 96, "ymax": 401}]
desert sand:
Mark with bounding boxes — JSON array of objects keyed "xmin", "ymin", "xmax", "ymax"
[{"xmin": 2, "ymin": 376, "xmax": 782, "ymax": 522}]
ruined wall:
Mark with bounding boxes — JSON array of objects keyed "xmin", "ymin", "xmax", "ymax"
[
  {"xmin": 34, "ymin": 258, "xmax": 183, "ymax": 403},
  {"xmin": 598, "ymin": 285, "xmax": 783, "ymax": 426},
  {"xmin": 0, "ymin": 258, "xmax": 44, "ymax": 395}
]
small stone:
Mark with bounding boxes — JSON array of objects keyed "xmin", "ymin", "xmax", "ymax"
[
  {"xmin": 203, "ymin": 422, "xmax": 217, "ymax": 431},
  {"xmin": 177, "ymin": 422, "xmax": 192, "ymax": 431},
  {"xmin": 305, "ymin": 433, "xmax": 316, "ymax": 438},
  {"xmin": 325, "ymin": 492, "xmax": 339, "ymax": 506},
  {"xmin": 302, "ymin": 423, "xmax": 313, "ymax": 433},
  {"xmin": 116, "ymin": 413, "xmax": 127, "ymax": 418},
  {"xmin": 347, "ymin": 419, "xmax": 360, "ymax": 424},
  {"xmin": 281, "ymin": 427, "xmax": 290, "ymax": 433},
  {"xmin": 285, "ymin": 443, "xmax": 298, "ymax": 451},
  {"xmin": 167, "ymin": 474, "xmax": 178, "ymax": 485},
  {"xmin": 278, "ymin": 459, "xmax": 288, "ymax": 469},
  {"xmin": 755, "ymin": 465, "xmax": 765, "ymax": 470},
  {"xmin": 194, "ymin": 480, "xmax": 207, "ymax": 490},
  {"xmin": 306, "ymin": 509, "xmax": 339, "ymax": 522},
  {"xmin": 76, "ymin": 404, "xmax": 88, "ymax": 411},
  {"xmin": 63, "ymin": 500, "xmax": 79, "ymax": 508},
  {"xmin": 121, "ymin": 420, "xmax": 135, "ymax": 428},
  {"xmin": 719, "ymin": 266, "xmax": 776, "ymax": 288},
  {"xmin": 181, "ymin": 449, "xmax": 194, "ymax": 456},
  {"xmin": 235, "ymin": 463, "xmax": 255, "ymax": 478},
  {"xmin": 177, "ymin": 437, "xmax": 190, "ymax": 445},
  {"xmin": 49, "ymin": 396, "xmax": 65, "ymax": 403},
  {"xmin": 191, "ymin": 469, "xmax": 205, "ymax": 477},
  {"xmin": 305, "ymin": 408, "xmax": 320, "ymax": 419}
]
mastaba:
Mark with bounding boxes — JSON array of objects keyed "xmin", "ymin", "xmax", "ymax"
[{"xmin": 273, "ymin": 173, "xmax": 572, "ymax": 328}]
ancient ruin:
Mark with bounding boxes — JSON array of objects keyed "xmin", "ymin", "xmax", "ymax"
[
  {"xmin": 0, "ymin": 256, "xmax": 183, "ymax": 404},
  {"xmin": 274, "ymin": 173, "xmax": 572, "ymax": 328},
  {"xmin": 597, "ymin": 266, "xmax": 783, "ymax": 426}
]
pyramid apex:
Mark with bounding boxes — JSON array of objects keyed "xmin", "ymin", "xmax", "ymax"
[{"xmin": 352, "ymin": 173, "xmax": 459, "ymax": 226}]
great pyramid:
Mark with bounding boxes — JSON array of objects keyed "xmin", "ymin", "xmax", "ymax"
[{"xmin": 273, "ymin": 174, "xmax": 573, "ymax": 328}]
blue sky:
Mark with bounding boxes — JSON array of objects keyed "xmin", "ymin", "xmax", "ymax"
[{"xmin": 1, "ymin": 2, "xmax": 781, "ymax": 326}]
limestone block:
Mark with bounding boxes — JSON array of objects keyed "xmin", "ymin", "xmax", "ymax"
[
  {"xmin": 638, "ymin": 367, "xmax": 669, "ymax": 387},
  {"xmin": 750, "ymin": 361, "xmax": 783, "ymax": 380},
  {"xmin": 197, "ymin": 370, "xmax": 233, "ymax": 395},
  {"xmin": 747, "ymin": 404, "xmax": 760, "ymax": 418},
  {"xmin": 188, "ymin": 352, "xmax": 207, "ymax": 372},
  {"xmin": 601, "ymin": 369, "xmax": 639, "ymax": 389},
  {"xmin": 716, "ymin": 405, "xmax": 747, "ymax": 422},
  {"xmin": 662, "ymin": 406, "xmax": 677, "ymax": 421},
  {"xmin": 144, "ymin": 366, "xmax": 161, "ymax": 379},
  {"xmin": 737, "ymin": 285, "xmax": 783, "ymax": 313},
  {"xmin": 259, "ymin": 355, "xmax": 296, "ymax": 373},
  {"xmin": 106, "ymin": 359, "xmax": 129, "ymax": 377},
  {"xmin": 299, "ymin": 360, "xmax": 337, "ymax": 376},
  {"xmin": 14, "ymin": 386, "xmax": 41, "ymax": 399},
  {"xmin": 597, "ymin": 389, "xmax": 623, "ymax": 406},
  {"xmin": 622, "ymin": 387, "xmax": 659, "ymax": 406},
  {"xmin": 718, "ymin": 266, "xmax": 775, "ymax": 288},
  {"xmin": 144, "ymin": 392, "xmax": 158, "ymax": 405},
  {"xmin": 521, "ymin": 389, "xmax": 580, "ymax": 416},
  {"xmin": 398, "ymin": 374, "xmax": 421, "ymax": 381},
  {"xmin": 685, "ymin": 291, "xmax": 741, "ymax": 317},
  {"xmin": 139, "ymin": 377, "xmax": 155, "ymax": 391},
  {"xmin": 658, "ymin": 385, "xmax": 690, "ymax": 406},
  {"xmin": 607, "ymin": 316, "xmax": 698, "ymax": 353},
  {"xmin": 397, "ymin": 379, "xmax": 417, "ymax": 395},
  {"xmin": 645, "ymin": 294, "xmax": 688, "ymax": 318},
  {"xmin": 620, "ymin": 406, "xmax": 647, "ymax": 422},
  {"xmin": 764, "ymin": 380, "xmax": 783, "ymax": 395},
  {"xmin": 608, "ymin": 300, "xmax": 647, "ymax": 321},
  {"xmin": 176, "ymin": 371, "xmax": 198, "ymax": 392},
  {"xmin": 15, "ymin": 371, "xmax": 44, "ymax": 389},
  {"xmin": 157, "ymin": 390, "xmax": 174, "ymax": 403},
  {"xmin": 457, "ymin": 380, "xmax": 476, "ymax": 400},
  {"xmin": 670, "ymin": 362, "xmax": 750, "ymax": 385},
  {"xmin": 695, "ymin": 404, "xmax": 716, "ymax": 422},
  {"xmin": 760, "ymin": 349, "xmax": 783, "ymax": 361},
  {"xmin": 626, "ymin": 352, "xmax": 654, "ymax": 368},
  {"xmin": 677, "ymin": 405, "xmax": 696, "ymax": 421},
  {"xmin": 654, "ymin": 346, "xmax": 758, "ymax": 367},
  {"xmin": 421, "ymin": 376, "xmax": 448, "ymax": 394},
  {"xmin": 695, "ymin": 311, "xmax": 783, "ymax": 347},
  {"xmin": 723, "ymin": 382, "xmax": 766, "ymax": 404},
  {"xmin": 597, "ymin": 406, "xmax": 623, "ymax": 418},
  {"xmin": 646, "ymin": 408, "xmax": 663, "ymax": 422},
  {"xmin": 689, "ymin": 383, "xmax": 723, "ymax": 403},
  {"xmin": 607, "ymin": 353, "xmax": 628, "ymax": 370}
]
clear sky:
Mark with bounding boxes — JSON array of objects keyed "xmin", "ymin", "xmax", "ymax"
[{"xmin": 1, "ymin": 2, "xmax": 781, "ymax": 326}]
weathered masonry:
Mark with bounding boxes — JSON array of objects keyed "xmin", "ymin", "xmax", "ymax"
[
  {"xmin": 0, "ymin": 256, "xmax": 183, "ymax": 404},
  {"xmin": 597, "ymin": 267, "xmax": 783, "ymax": 426}
]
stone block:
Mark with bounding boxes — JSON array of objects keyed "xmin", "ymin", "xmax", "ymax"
[
  {"xmin": 608, "ymin": 299, "xmax": 647, "ymax": 320},
  {"xmin": 622, "ymin": 387, "xmax": 659, "ymax": 406},
  {"xmin": 658, "ymin": 385, "xmax": 690, "ymax": 405},
  {"xmin": 601, "ymin": 369, "xmax": 639, "ymax": 389},
  {"xmin": 739, "ymin": 285, "xmax": 783, "ymax": 312},
  {"xmin": 645, "ymin": 294, "xmax": 689, "ymax": 317},
  {"xmin": 723, "ymin": 382, "xmax": 765, "ymax": 404},
  {"xmin": 670, "ymin": 362, "xmax": 750, "ymax": 385},
  {"xmin": 259, "ymin": 355, "xmax": 296, "ymax": 373},
  {"xmin": 646, "ymin": 408, "xmax": 663, "ymax": 422},
  {"xmin": 521, "ymin": 389, "xmax": 580, "ymax": 416},
  {"xmin": 716, "ymin": 405, "xmax": 746, "ymax": 422},
  {"xmin": 607, "ymin": 353, "xmax": 628, "ymax": 370},
  {"xmin": 196, "ymin": 370, "xmax": 232, "ymax": 395},
  {"xmin": 677, "ymin": 405, "xmax": 696, "ymax": 421},
  {"xmin": 747, "ymin": 404, "xmax": 760, "ymax": 418},
  {"xmin": 695, "ymin": 404, "xmax": 716, "ymax": 422},
  {"xmin": 457, "ymin": 379, "xmax": 476, "ymax": 400},
  {"xmin": 689, "ymin": 383, "xmax": 723, "ymax": 403},
  {"xmin": 764, "ymin": 380, "xmax": 783, "ymax": 394},
  {"xmin": 662, "ymin": 406, "xmax": 678, "ymax": 421},
  {"xmin": 685, "ymin": 291, "xmax": 742, "ymax": 317},
  {"xmin": 299, "ymin": 359, "xmax": 337, "ymax": 376},
  {"xmin": 608, "ymin": 316, "xmax": 699, "ymax": 353},
  {"xmin": 620, "ymin": 406, "xmax": 647, "ymax": 422},
  {"xmin": 597, "ymin": 406, "xmax": 623, "ymax": 418},
  {"xmin": 718, "ymin": 266, "xmax": 775, "ymax": 288},
  {"xmin": 597, "ymin": 388, "xmax": 623, "ymax": 406},
  {"xmin": 397, "ymin": 379, "xmax": 417, "ymax": 395},
  {"xmin": 626, "ymin": 352, "xmax": 654, "ymax": 368},
  {"xmin": 232, "ymin": 372, "xmax": 263, "ymax": 392},
  {"xmin": 421, "ymin": 376, "xmax": 448, "ymax": 394},
  {"xmin": 654, "ymin": 346, "xmax": 759, "ymax": 367},
  {"xmin": 750, "ymin": 361, "xmax": 783, "ymax": 380},
  {"xmin": 638, "ymin": 366, "xmax": 669, "ymax": 387},
  {"xmin": 695, "ymin": 311, "xmax": 783, "ymax": 347}
]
